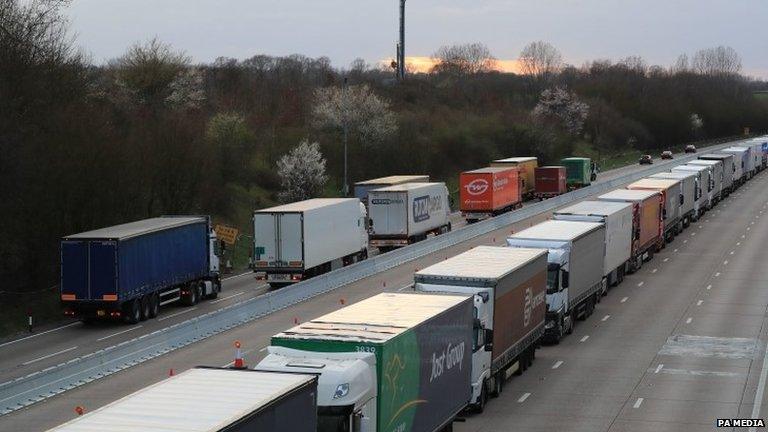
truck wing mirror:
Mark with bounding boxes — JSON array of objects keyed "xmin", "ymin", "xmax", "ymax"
[
  {"xmin": 561, "ymin": 271, "xmax": 569, "ymax": 288},
  {"xmin": 679, "ymin": 194, "xmax": 684, "ymax": 205},
  {"xmin": 484, "ymin": 329, "xmax": 494, "ymax": 351}
]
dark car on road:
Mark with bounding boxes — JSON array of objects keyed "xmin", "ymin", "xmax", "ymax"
[
  {"xmin": 639, "ymin": 154, "xmax": 653, "ymax": 165},
  {"xmin": 685, "ymin": 144, "xmax": 697, "ymax": 153},
  {"xmin": 661, "ymin": 150, "xmax": 673, "ymax": 160}
]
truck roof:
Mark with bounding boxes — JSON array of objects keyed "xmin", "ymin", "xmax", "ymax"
[
  {"xmin": 462, "ymin": 166, "xmax": 517, "ymax": 174},
  {"xmin": 722, "ymin": 147, "xmax": 748, "ymax": 152},
  {"xmin": 274, "ymin": 293, "xmax": 467, "ymax": 343},
  {"xmin": 415, "ymin": 246, "xmax": 545, "ymax": 281},
  {"xmin": 509, "ymin": 220, "xmax": 603, "ymax": 241},
  {"xmin": 256, "ymin": 198, "xmax": 357, "ymax": 213},
  {"xmin": 555, "ymin": 200, "xmax": 632, "ymax": 218},
  {"xmin": 46, "ymin": 368, "xmax": 316, "ymax": 432},
  {"xmin": 688, "ymin": 159, "xmax": 721, "ymax": 166},
  {"xmin": 492, "ymin": 157, "xmax": 537, "ymax": 163},
  {"xmin": 537, "ymin": 165, "xmax": 565, "ymax": 169},
  {"xmin": 672, "ymin": 164, "xmax": 709, "ymax": 173},
  {"xmin": 699, "ymin": 153, "xmax": 733, "ymax": 160},
  {"xmin": 628, "ymin": 178, "xmax": 681, "ymax": 189},
  {"xmin": 598, "ymin": 189, "xmax": 659, "ymax": 201},
  {"xmin": 370, "ymin": 182, "xmax": 443, "ymax": 192},
  {"xmin": 64, "ymin": 217, "xmax": 206, "ymax": 241},
  {"xmin": 561, "ymin": 157, "xmax": 590, "ymax": 161},
  {"xmin": 649, "ymin": 171, "xmax": 696, "ymax": 180},
  {"xmin": 354, "ymin": 175, "xmax": 428, "ymax": 186}
]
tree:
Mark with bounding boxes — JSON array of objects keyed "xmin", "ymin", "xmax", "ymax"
[
  {"xmin": 519, "ymin": 41, "xmax": 563, "ymax": 79},
  {"xmin": 671, "ymin": 54, "xmax": 690, "ymax": 74},
  {"xmin": 431, "ymin": 43, "xmax": 496, "ymax": 75},
  {"xmin": 166, "ymin": 67, "xmax": 206, "ymax": 110},
  {"xmin": 692, "ymin": 46, "xmax": 742, "ymax": 76},
  {"xmin": 205, "ymin": 112, "xmax": 253, "ymax": 181},
  {"xmin": 277, "ymin": 140, "xmax": 328, "ymax": 203},
  {"xmin": 532, "ymin": 87, "xmax": 590, "ymax": 135}
]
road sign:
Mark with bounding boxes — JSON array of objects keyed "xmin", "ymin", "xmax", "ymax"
[{"xmin": 214, "ymin": 224, "xmax": 239, "ymax": 245}]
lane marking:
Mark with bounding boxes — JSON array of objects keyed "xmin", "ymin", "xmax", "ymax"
[
  {"xmin": 0, "ymin": 322, "xmax": 80, "ymax": 349},
  {"xmin": 697, "ymin": 300, "xmax": 703, "ymax": 306},
  {"xmin": 96, "ymin": 325, "xmax": 142, "ymax": 342},
  {"xmin": 691, "ymin": 232, "xmax": 696, "ymax": 236},
  {"xmin": 633, "ymin": 398, "xmax": 644, "ymax": 409},
  {"xmin": 737, "ymin": 242, "xmax": 741, "ymax": 246},
  {"xmin": 580, "ymin": 335, "xmax": 590, "ymax": 342},
  {"xmin": 685, "ymin": 317, "xmax": 693, "ymax": 324},
  {"xmin": 654, "ymin": 364, "xmax": 664, "ymax": 374},
  {"xmin": 518, "ymin": 392, "xmax": 531, "ymax": 403},
  {"xmin": 259, "ymin": 346, "xmax": 268, "ymax": 352},
  {"xmin": 730, "ymin": 251, "xmax": 735, "ymax": 255},
  {"xmin": 222, "ymin": 272, "xmax": 252, "ymax": 281},
  {"xmin": 157, "ymin": 307, "xmax": 198, "ymax": 322},
  {"xmin": 210, "ymin": 291, "xmax": 246, "ymax": 304},
  {"xmin": 683, "ymin": 239, "xmax": 688, "ymax": 243},
  {"xmin": 750, "ymin": 322, "xmax": 768, "ymax": 431},
  {"xmin": 602, "ymin": 315, "xmax": 610, "ymax": 322},
  {"xmin": 621, "ymin": 297, "xmax": 628, "ymax": 303},
  {"xmin": 638, "ymin": 281, "xmax": 644, "ymax": 287},
  {"xmin": 663, "ymin": 258, "xmax": 669, "ymax": 262},
  {"xmin": 397, "ymin": 285, "xmax": 412, "ymax": 292},
  {"xmin": 651, "ymin": 268, "xmax": 658, "ymax": 273},
  {"xmin": 715, "ymin": 272, "xmax": 721, "ymax": 277},
  {"xmin": 22, "ymin": 346, "xmax": 78, "ymax": 366},
  {"xmin": 706, "ymin": 284, "xmax": 712, "ymax": 290},
  {"xmin": 724, "ymin": 260, "xmax": 729, "ymax": 265},
  {"xmin": 673, "ymin": 248, "xmax": 678, "ymax": 253},
  {"xmin": 552, "ymin": 361, "xmax": 563, "ymax": 369}
]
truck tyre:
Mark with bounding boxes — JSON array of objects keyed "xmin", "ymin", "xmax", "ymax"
[
  {"xmin": 125, "ymin": 300, "xmax": 141, "ymax": 324},
  {"xmin": 193, "ymin": 282, "xmax": 202, "ymax": 305},
  {"xmin": 140, "ymin": 296, "xmax": 151, "ymax": 321},
  {"xmin": 490, "ymin": 373, "xmax": 503, "ymax": 397},
  {"xmin": 475, "ymin": 381, "xmax": 488, "ymax": 413},
  {"xmin": 148, "ymin": 293, "xmax": 159, "ymax": 318}
]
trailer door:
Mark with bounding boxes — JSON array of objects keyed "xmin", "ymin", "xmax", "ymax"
[
  {"xmin": 61, "ymin": 240, "xmax": 89, "ymax": 300},
  {"xmin": 277, "ymin": 213, "xmax": 303, "ymax": 266},
  {"xmin": 89, "ymin": 241, "xmax": 118, "ymax": 300}
]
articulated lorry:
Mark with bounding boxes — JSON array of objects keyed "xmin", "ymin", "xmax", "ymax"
[
  {"xmin": 507, "ymin": 220, "xmax": 605, "ymax": 343},
  {"xmin": 672, "ymin": 164, "xmax": 714, "ymax": 211},
  {"xmin": 459, "ymin": 167, "xmax": 522, "ymax": 222},
  {"xmin": 648, "ymin": 171, "xmax": 697, "ymax": 226},
  {"xmin": 720, "ymin": 147, "xmax": 751, "ymax": 184},
  {"xmin": 490, "ymin": 157, "xmax": 538, "ymax": 199},
  {"xmin": 688, "ymin": 160, "xmax": 723, "ymax": 204},
  {"xmin": 46, "ymin": 367, "xmax": 319, "ymax": 432},
  {"xmin": 534, "ymin": 166, "xmax": 567, "ymax": 199},
  {"xmin": 257, "ymin": 292, "xmax": 473, "ymax": 432},
  {"xmin": 553, "ymin": 201, "xmax": 633, "ymax": 288},
  {"xmin": 561, "ymin": 157, "xmax": 598, "ymax": 189},
  {"xmin": 60, "ymin": 216, "xmax": 221, "ymax": 324},
  {"xmin": 369, "ymin": 182, "xmax": 451, "ymax": 250},
  {"xmin": 597, "ymin": 189, "xmax": 663, "ymax": 269},
  {"xmin": 413, "ymin": 246, "xmax": 547, "ymax": 412},
  {"xmin": 253, "ymin": 198, "xmax": 368, "ymax": 287},
  {"xmin": 698, "ymin": 153, "xmax": 734, "ymax": 196},
  {"xmin": 749, "ymin": 140, "xmax": 766, "ymax": 171},
  {"xmin": 354, "ymin": 175, "xmax": 430, "ymax": 206},
  {"xmin": 627, "ymin": 178, "xmax": 684, "ymax": 242}
]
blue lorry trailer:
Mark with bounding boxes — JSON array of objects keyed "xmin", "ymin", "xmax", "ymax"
[{"xmin": 60, "ymin": 217, "xmax": 221, "ymax": 324}]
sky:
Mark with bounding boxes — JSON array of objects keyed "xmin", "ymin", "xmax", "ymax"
[{"xmin": 65, "ymin": 0, "xmax": 768, "ymax": 78}]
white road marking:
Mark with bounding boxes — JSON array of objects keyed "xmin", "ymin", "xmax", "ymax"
[
  {"xmin": 397, "ymin": 284, "xmax": 412, "ymax": 292},
  {"xmin": 157, "ymin": 307, "xmax": 198, "ymax": 322},
  {"xmin": 602, "ymin": 315, "xmax": 610, "ymax": 322},
  {"xmin": 580, "ymin": 335, "xmax": 590, "ymax": 342},
  {"xmin": 715, "ymin": 272, "xmax": 721, "ymax": 277},
  {"xmin": 737, "ymin": 242, "xmax": 741, "ymax": 246},
  {"xmin": 552, "ymin": 361, "xmax": 563, "ymax": 369},
  {"xmin": 633, "ymin": 398, "xmax": 644, "ymax": 409},
  {"xmin": 683, "ymin": 239, "xmax": 688, "ymax": 243},
  {"xmin": 673, "ymin": 249, "xmax": 678, "ymax": 253},
  {"xmin": 97, "ymin": 325, "xmax": 142, "ymax": 342},
  {"xmin": 724, "ymin": 260, "xmax": 728, "ymax": 265},
  {"xmin": 697, "ymin": 300, "xmax": 703, "ymax": 306},
  {"xmin": 750, "ymin": 326, "xmax": 768, "ymax": 431},
  {"xmin": 638, "ymin": 281, "xmax": 644, "ymax": 287},
  {"xmin": 259, "ymin": 346, "xmax": 268, "ymax": 352},
  {"xmin": 22, "ymin": 346, "xmax": 78, "ymax": 365},
  {"xmin": 706, "ymin": 284, "xmax": 712, "ymax": 290},
  {"xmin": 691, "ymin": 232, "xmax": 696, "ymax": 236},
  {"xmin": 698, "ymin": 225, "xmax": 703, "ymax": 229},
  {"xmin": 222, "ymin": 272, "xmax": 252, "ymax": 281},
  {"xmin": 210, "ymin": 291, "xmax": 246, "ymax": 304},
  {"xmin": 621, "ymin": 297, "xmax": 628, "ymax": 303},
  {"xmin": 518, "ymin": 392, "xmax": 531, "ymax": 403},
  {"xmin": 686, "ymin": 317, "xmax": 693, "ymax": 324},
  {"xmin": 0, "ymin": 322, "xmax": 80, "ymax": 349},
  {"xmin": 663, "ymin": 258, "xmax": 669, "ymax": 262},
  {"xmin": 654, "ymin": 364, "xmax": 664, "ymax": 374},
  {"xmin": 742, "ymin": 235, "xmax": 746, "ymax": 239},
  {"xmin": 651, "ymin": 268, "xmax": 658, "ymax": 273},
  {"xmin": 730, "ymin": 251, "xmax": 735, "ymax": 255}
]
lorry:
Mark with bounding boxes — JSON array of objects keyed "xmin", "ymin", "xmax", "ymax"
[
  {"xmin": 672, "ymin": 164, "xmax": 714, "ymax": 211},
  {"xmin": 507, "ymin": 220, "xmax": 606, "ymax": 343},
  {"xmin": 648, "ymin": 171, "xmax": 698, "ymax": 226},
  {"xmin": 459, "ymin": 166, "xmax": 522, "ymax": 222},
  {"xmin": 257, "ymin": 292, "xmax": 473, "ymax": 432},
  {"xmin": 597, "ymin": 189, "xmax": 663, "ymax": 269},
  {"xmin": 46, "ymin": 367, "xmax": 319, "ymax": 432},
  {"xmin": 720, "ymin": 147, "xmax": 751, "ymax": 184},
  {"xmin": 749, "ymin": 140, "xmax": 766, "ymax": 171},
  {"xmin": 750, "ymin": 137, "xmax": 768, "ymax": 169},
  {"xmin": 413, "ymin": 246, "xmax": 547, "ymax": 411},
  {"xmin": 688, "ymin": 159, "xmax": 723, "ymax": 204},
  {"xmin": 560, "ymin": 157, "xmax": 598, "ymax": 188},
  {"xmin": 490, "ymin": 157, "xmax": 538, "ymax": 199},
  {"xmin": 368, "ymin": 182, "xmax": 451, "ymax": 250},
  {"xmin": 698, "ymin": 153, "xmax": 735, "ymax": 196},
  {"xmin": 627, "ymin": 178, "xmax": 684, "ymax": 242},
  {"xmin": 553, "ymin": 201, "xmax": 633, "ymax": 288},
  {"xmin": 253, "ymin": 198, "xmax": 368, "ymax": 287},
  {"xmin": 61, "ymin": 216, "xmax": 221, "ymax": 324},
  {"xmin": 534, "ymin": 166, "xmax": 567, "ymax": 199},
  {"xmin": 354, "ymin": 175, "xmax": 430, "ymax": 206}
]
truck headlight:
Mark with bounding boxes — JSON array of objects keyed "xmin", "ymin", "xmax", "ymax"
[{"xmin": 333, "ymin": 383, "xmax": 349, "ymax": 399}]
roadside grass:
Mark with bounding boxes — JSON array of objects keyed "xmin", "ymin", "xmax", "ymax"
[{"xmin": 0, "ymin": 289, "xmax": 63, "ymax": 340}]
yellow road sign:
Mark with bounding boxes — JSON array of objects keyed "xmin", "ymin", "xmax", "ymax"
[{"xmin": 214, "ymin": 224, "xmax": 239, "ymax": 245}]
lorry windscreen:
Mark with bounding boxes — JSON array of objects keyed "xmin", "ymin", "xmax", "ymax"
[
  {"xmin": 546, "ymin": 263, "xmax": 560, "ymax": 294},
  {"xmin": 318, "ymin": 405, "xmax": 353, "ymax": 432}
]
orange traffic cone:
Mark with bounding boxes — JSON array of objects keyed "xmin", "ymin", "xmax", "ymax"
[
  {"xmin": 169, "ymin": 368, "xmax": 175, "ymax": 377},
  {"xmin": 232, "ymin": 341, "xmax": 246, "ymax": 369},
  {"xmin": 75, "ymin": 406, "xmax": 85, "ymax": 416}
]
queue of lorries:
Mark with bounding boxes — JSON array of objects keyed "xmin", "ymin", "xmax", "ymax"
[{"xmin": 52, "ymin": 138, "xmax": 768, "ymax": 432}]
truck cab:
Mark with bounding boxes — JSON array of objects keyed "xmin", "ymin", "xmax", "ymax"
[{"xmin": 258, "ymin": 347, "xmax": 377, "ymax": 432}]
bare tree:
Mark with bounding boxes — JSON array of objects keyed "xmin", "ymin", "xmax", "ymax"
[
  {"xmin": 519, "ymin": 41, "xmax": 563, "ymax": 79},
  {"xmin": 431, "ymin": 42, "xmax": 496, "ymax": 75},
  {"xmin": 692, "ymin": 46, "xmax": 742, "ymax": 76},
  {"xmin": 671, "ymin": 54, "xmax": 690, "ymax": 74},
  {"xmin": 312, "ymin": 83, "xmax": 397, "ymax": 145},
  {"xmin": 619, "ymin": 56, "xmax": 648, "ymax": 75},
  {"xmin": 532, "ymin": 87, "xmax": 590, "ymax": 135},
  {"xmin": 277, "ymin": 140, "xmax": 328, "ymax": 203}
]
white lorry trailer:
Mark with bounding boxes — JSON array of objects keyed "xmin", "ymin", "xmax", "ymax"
[
  {"xmin": 720, "ymin": 147, "xmax": 751, "ymax": 184},
  {"xmin": 553, "ymin": 201, "xmax": 633, "ymax": 288},
  {"xmin": 688, "ymin": 159, "xmax": 723, "ymax": 204},
  {"xmin": 649, "ymin": 171, "xmax": 698, "ymax": 226},
  {"xmin": 673, "ymin": 164, "xmax": 714, "ymax": 211},
  {"xmin": 46, "ymin": 367, "xmax": 319, "ymax": 432},
  {"xmin": 354, "ymin": 175, "xmax": 429, "ymax": 206},
  {"xmin": 507, "ymin": 220, "xmax": 605, "ymax": 343},
  {"xmin": 413, "ymin": 246, "xmax": 547, "ymax": 412},
  {"xmin": 253, "ymin": 198, "xmax": 369, "ymax": 287},
  {"xmin": 368, "ymin": 182, "xmax": 451, "ymax": 250},
  {"xmin": 698, "ymin": 153, "xmax": 735, "ymax": 196}
]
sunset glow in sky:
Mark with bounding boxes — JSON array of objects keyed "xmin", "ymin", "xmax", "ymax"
[{"xmin": 386, "ymin": 56, "xmax": 522, "ymax": 74}]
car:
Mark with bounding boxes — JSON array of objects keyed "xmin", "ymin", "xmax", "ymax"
[
  {"xmin": 685, "ymin": 144, "xmax": 697, "ymax": 153},
  {"xmin": 661, "ymin": 150, "xmax": 673, "ymax": 160},
  {"xmin": 639, "ymin": 154, "xmax": 653, "ymax": 165}
]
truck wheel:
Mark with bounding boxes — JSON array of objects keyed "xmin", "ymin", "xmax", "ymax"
[
  {"xmin": 139, "ymin": 296, "xmax": 150, "ymax": 321},
  {"xmin": 490, "ymin": 373, "xmax": 503, "ymax": 397},
  {"xmin": 209, "ymin": 281, "xmax": 220, "ymax": 299},
  {"xmin": 148, "ymin": 294, "xmax": 159, "ymax": 318},
  {"xmin": 359, "ymin": 249, "xmax": 368, "ymax": 261},
  {"xmin": 193, "ymin": 282, "xmax": 202, "ymax": 305},
  {"xmin": 125, "ymin": 300, "xmax": 140, "ymax": 324},
  {"xmin": 475, "ymin": 381, "xmax": 488, "ymax": 413}
]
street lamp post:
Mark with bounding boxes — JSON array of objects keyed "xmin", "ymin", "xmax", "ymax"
[{"xmin": 342, "ymin": 77, "xmax": 349, "ymax": 196}]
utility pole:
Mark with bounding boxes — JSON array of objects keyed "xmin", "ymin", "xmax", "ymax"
[
  {"xmin": 398, "ymin": 0, "xmax": 406, "ymax": 80},
  {"xmin": 342, "ymin": 77, "xmax": 349, "ymax": 196}
]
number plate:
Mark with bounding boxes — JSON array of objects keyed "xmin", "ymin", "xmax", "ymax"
[{"xmin": 271, "ymin": 274, "xmax": 289, "ymax": 281}]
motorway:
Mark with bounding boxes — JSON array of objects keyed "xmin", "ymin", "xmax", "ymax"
[{"xmin": 0, "ymin": 140, "xmax": 757, "ymax": 431}]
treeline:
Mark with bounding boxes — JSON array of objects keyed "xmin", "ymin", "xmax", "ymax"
[{"xmin": 1, "ymin": 1, "xmax": 767, "ymax": 323}]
